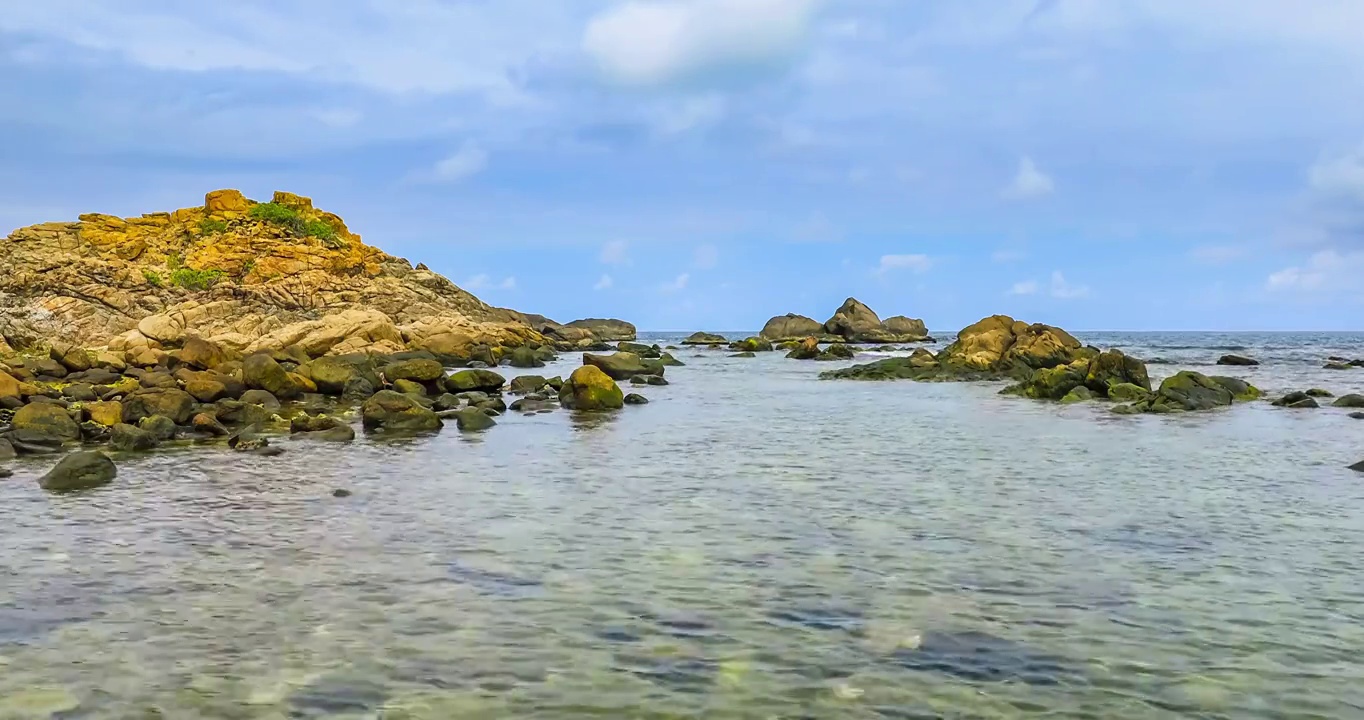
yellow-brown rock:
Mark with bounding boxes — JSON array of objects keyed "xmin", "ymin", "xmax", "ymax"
[
  {"xmin": 0, "ymin": 369, "xmax": 21, "ymax": 400},
  {"xmin": 86, "ymin": 401, "xmax": 125, "ymax": 428},
  {"xmin": 0, "ymin": 189, "xmax": 541, "ymax": 358},
  {"xmin": 939, "ymin": 315, "xmax": 1082, "ymax": 372}
]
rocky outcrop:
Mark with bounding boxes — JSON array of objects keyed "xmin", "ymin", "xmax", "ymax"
[
  {"xmin": 0, "ymin": 189, "xmax": 538, "ymax": 359},
  {"xmin": 682, "ymin": 332, "xmax": 728, "ymax": 346},
  {"xmin": 525, "ymin": 315, "xmax": 636, "ymax": 346},
  {"xmin": 760, "ymin": 314, "xmax": 823, "ymax": 341},
  {"xmin": 823, "ymin": 314, "xmax": 1086, "ymax": 382},
  {"xmin": 563, "ymin": 318, "xmax": 636, "ymax": 342},
  {"xmin": 1217, "ymin": 354, "xmax": 1259, "ymax": 367},
  {"xmin": 761, "ymin": 299, "xmax": 928, "ymax": 343},
  {"xmin": 1110, "ymin": 372, "xmax": 1260, "ymax": 414},
  {"xmin": 583, "ymin": 352, "xmax": 665, "ymax": 380},
  {"xmin": 999, "ymin": 350, "xmax": 1150, "ymax": 401},
  {"xmin": 559, "ymin": 365, "xmax": 624, "ymax": 411}
]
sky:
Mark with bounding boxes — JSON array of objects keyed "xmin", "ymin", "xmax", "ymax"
[{"xmin": 3, "ymin": 1, "xmax": 1364, "ymax": 331}]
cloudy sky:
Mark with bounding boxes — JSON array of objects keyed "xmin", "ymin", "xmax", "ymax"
[{"xmin": 3, "ymin": 0, "xmax": 1363, "ymax": 330}]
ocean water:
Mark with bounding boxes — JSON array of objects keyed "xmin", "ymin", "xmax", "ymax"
[{"xmin": 2, "ymin": 330, "xmax": 1364, "ymax": 718}]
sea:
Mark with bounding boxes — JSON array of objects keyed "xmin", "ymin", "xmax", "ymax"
[{"xmin": 2, "ymin": 330, "xmax": 1363, "ymax": 718}]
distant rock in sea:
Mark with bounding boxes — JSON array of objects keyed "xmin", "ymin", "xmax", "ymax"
[{"xmin": 760, "ymin": 298, "xmax": 929, "ymax": 343}]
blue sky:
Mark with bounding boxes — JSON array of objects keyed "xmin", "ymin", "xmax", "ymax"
[{"xmin": 3, "ymin": 1, "xmax": 1364, "ymax": 331}]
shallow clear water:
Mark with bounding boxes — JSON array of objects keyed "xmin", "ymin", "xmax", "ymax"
[{"xmin": 3, "ymin": 331, "xmax": 1364, "ymax": 718}]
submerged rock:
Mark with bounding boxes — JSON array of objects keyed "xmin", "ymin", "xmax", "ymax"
[
  {"xmin": 452, "ymin": 407, "xmax": 497, "ymax": 431},
  {"xmin": 1209, "ymin": 376, "xmax": 1262, "ymax": 402},
  {"xmin": 39, "ymin": 451, "xmax": 116, "ymax": 492},
  {"xmin": 892, "ymin": 629, "xmax": 1083, "ymax": 686},
  {"xmin": 110, "ymin": 423, "xmax": 158, "ymax": 452},
  {"xmin": 1216, "ymin": 354, "xmax": 1259, "ymax": 366},
  {"xmin": 785, "ymin": 336, "xmax": 821, "ymax": 360},
  {"xmin": 730, "ymin": 336, "xmax": 773, "ymax": 352},
  {"xmin": 361, "ymin": 390, "xmax": 442, "ymax": 432},
  {"xmin": 682, "ymin": 332, "xmax": 727, "ymax": 346},
  {"xmin": 624, "ymin": 393, "xmax": 649, "ymax": 405},
  {"xmin": 1272, "ymin": 391, "xmax": 1320, "ymax": 409},
  {"xmin": 444, "ymin": 369, "xmax": 505, "ymax": 393},
  {"xmin": 1332, "ymin": 394, "xmax": 1364, "ymax": 408},
  {"xmin": 1145, "ymin": 371, "xmax": 1237, "ymax": 412}
]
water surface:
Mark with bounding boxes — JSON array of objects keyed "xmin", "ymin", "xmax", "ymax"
[{"xmin": 2, "ymin": 331, "xmax": 1363, "ymax": 718}]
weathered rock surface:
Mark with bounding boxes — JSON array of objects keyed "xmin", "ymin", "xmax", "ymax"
[
  {"xmin": 682, "ymin": 332, "xmax": 728, "ymax": 346},
  {"xmin": 40, "ymin": 451, "xmax": 116, "ymax": 492},
  {"xmin": 12, "ymin": 403, "xmax": 80, "ymax": 442},
  {"xmin": 559, "ymin": 365, "xmax": 624, "ymax": 411},
  {"xmin": 0, "ymin": 189, "xmax": 538, "ymax": 357},
  {"xmin": 760, "ymin": 314, "xmax": 824, "ymax": 341},
  {"xmin": 361, "ymin": 390, "xmax": 442, "ymax": 433},
  {"xmin": 763, "ymin": 299, "xmax": 928, "ymax": 343},
  {"xmin": 583, "ymin": 352, "xmax": 665, "ymax": 380},
  {"xmin": 1217, "ymin": 354, "xmax": 1259, "ymax": 367}
]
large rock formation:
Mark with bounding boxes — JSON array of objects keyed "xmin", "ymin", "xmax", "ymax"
[
  {"xmin": 761, "ymin": 298, "xmax": 928, "ymax": 343},
  {"xmin": 525, "ymin": 315, "xmax": 637, "ymax": 346},
  {"xmin": 0, "ymin": 189, "xmax": 538, "ymax": 358},
  {"xmin": 823, "ymin": 314, "xmax": 1085, "ymax": 382}
]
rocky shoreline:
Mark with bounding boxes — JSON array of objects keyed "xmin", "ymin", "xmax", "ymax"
[{"xmin": 3, "ymin": 190, "xmax": 1361, "ymax": 487}]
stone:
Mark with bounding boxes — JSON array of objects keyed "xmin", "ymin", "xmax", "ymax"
[
  {"xmin": 1217, "ymin": 354, "xmax": 1259, "ymax": 366},
  {"xmin": 184, "ymin": 376, "xmax": 229, "ymax": 403},
  {"xmin": 85, "ymin": 401, "xmax": 124, "ymax": 427},
  {"xmin": 509, "ymin": 375, "xmax": 548, "ymax": 395},
  {"xmin": 1108, "ymin": 382, "xmax": 1152, "ymax": 402},
  {"xmin": 815, "ymin": 343, "xmax": 856, "ymax": 361},
  {"xmin": 1332, "ymin": 394, "xmax": 1364, "ymax": 408},
  {"xmin": 0, "ymin": 370, "xmax": 23, "ymax": 400},
  {"xmin": 444, "ymin": 369, "xmax": 506, "ymax": 393},
  {"xmin": 659, "ymin": 353, "xmax": 684, "ymax": 366},
  {"xmin": 179, "ymin": 336, "xmax": 230, "ymax": 370},
  {"xmin": 192, "ymin": 413, "xmax": 230, "ymax": 436},
  {"xmin": 332, "ymin": 488, "xmax": 353, "ymax": 497},
  {"xmin": 731, "ymin": 337, "xmax": 773, "ymax": 352},
  {"xmin": 12, "ymin": 403, "xmax": 80, "ymax": 441},
  {"xmin": 507, "ymin": 346, "xmax": 545, "ymax": 368},
  {"xmin": 383, "ymin": 358, "xmax": 444, "ymax": 383},
  {"xmin": 1350, "ymin": 412, "xmax": 1364, "ymax": 420},
  {"xmin": 823, "ymin": 298, "xmax": 882, "ymax": 340},
  {"xmin": 62, "ymin": 383, "xmax": 98, "ymax": 402},
  {"xmin": 760, "ymin": 314, "xmax": 825, "ymax": 341},
  {"xmin": 786, "ymin": 336, "xmax": 821, "ymax": 360},
  {"xmin": 240, "ymin": 389, "xmax": 281, "ymax": 410},
  {"xmin": 297, "ymin": 425, "xmax": 357, "ymax": 442},
  {"xmin": 122, "ymin": 388, "xmax": 196, "ymax": 425},
  {"xmin": 1272, "ymin": 392, "xmax": 1320, "ymax": 409},
  {"xmin": 559, "ymin": 365, "xmax": 624, "ymax": 411},
  {"xmin": 49, "ymin": 341, "xmax": 93, "ymax": 372},
  {"xmin": 290, "ymin": 414, "xmax": 344, "ymax": 433},
  {"xmin": 1209, "ymin": 376, "xmax": 1262, "ymax": 402},
  {"xmin": 1060, "ymin": 385, "xmax": 1094, "ymax": 403},
  {"xmin": 393, "ymin": 379, "xmax": 427, "ymax": 396},
  {"xmin": 39, "ymin": 451, "xmax": 117, "ymax": 492},
  {"xmin": 1324, "ymin": 361, "xmax": 1353, "ymax": 370},
  {"xmin": 1149, "ymin": 371, "xmax": 1235, "ymax": 412},
  {"xmin": 624, "ymin": 393, "xmax": 649, "ymax": 405},
  {"xmin": 110, "ymin": 423, "xmax": 158, "ymax": 452},
  {"xmin": 138, "ymin": 415, "xmax": 179, "ymax": 441},
  {"xmin": 584, "ymin": 352, "xmax": 664, "ymax": 380},
  {"xmin": 204, "ymin": 188, "xmax": 250, "ymax": 213},
  {"xmin": 361, "ymin": 390, "xmax": 443, "ymax": 432},
  {"xmin": 0, "ymin": 438, "xmax": 14, "ymax": 460},
  {"xmin": 881, "ymin": 315, "xmax": 929, "ymax": 340},
  {"xmin": 682, "ymin": 332, "xmax": 728, "ymax": 345},
  {"xmin": 453, "ymin": 407, "xmax": 497, "ymax": 431},
  {"xmin": 242, "ymin": 353, "xmax": 303, "ymax": 400},
  {"xmin": 308, "ymin": 354, "xmax": 381, "ymax": 395},
  {"xmin": 730, "ymin": 351, "xmax": 757, "ymax": 358},
  {"xmin": 1084, "ymin": 349, "xmax": 1151, "ymax": 394},
  {"xmin": 1305, "ymin": 388, "xmax": 1333, "ymax": 398},
  {"xmin": 563, "ymin": 318, "xmax": 637, "ymax": 341}
]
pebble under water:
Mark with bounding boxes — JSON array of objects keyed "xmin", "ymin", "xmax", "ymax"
[{"xmin": 2, "ymin": 330, "xmax": 1364, "ymax": 718}]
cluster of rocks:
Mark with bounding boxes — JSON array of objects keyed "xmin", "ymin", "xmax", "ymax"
[
  {"xmin": 1, "ymin": 332, "xmax": 674, "ymax": 490},
  {"xmin": 819, "ymin": 314, "xmax": 1269, "ymax": 415},
  {"xmin": 760, "ymin": 298, "xmax": 930, "ymax": 344},
  {"xmin": 1324, "ymin": 356, "xmax": 1364, "ymax": 370}
]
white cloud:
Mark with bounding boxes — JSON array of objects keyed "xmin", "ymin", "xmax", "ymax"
[
  {"xmin": 1190, "ymin": 245, "xmax": 1243, "ymax": 264},
  {"xmin": 876, "ymin": 254, "xmax": 932, "ymax": 275},
  {"xmin": 661, "ymin": 272, "xmax": 691, "ymax": 293},
  {"xmin": 1009, "ymin": 280, "xmax": 1039, "ymax": 295},
  {"xmin": 992, "ymin": 248, "xmax": 1026, "ymax": 263},
  {"xmin": 1309, "ymin": 143, "xmax": 1364, "ymax": 198},
  {"xmin": 654, "ymin": 94, "xmax": 727, "ymax": 135},
  {"xmin": 582, "ymin": 0, "xmax": 821, "ymax": 86},
  {"xmin": 431, "ymin": 143, "xmax": 488, "ymax": 183},
  {"xmin": 1002, "ymin": 156, "xmax": 1054, "ymax": 200},
  {"xmin": 594, "ymin": 274, "xmax": 614, "ymax": 290},
  {"xmin": 693, "ymin": 243, "xmax": 719, "ymax": 269},
  {"xmin": 1266, "ymin": 250, "xmax": 1364, "ymax": 293},
  {"xmin": 462, "ymin": 274, "xmax": 516, "ymax": 291},
  {"xmin": 600, "ymin": 240, "xmax": 630, "ymax": 266},
  {"xmin": 1049, "ymin": 270, "xmax": 1089, "ymax": 299}
]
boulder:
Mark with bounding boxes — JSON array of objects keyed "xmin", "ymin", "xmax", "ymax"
[
  {"xmin": 361, "ymin": 390, "xmax": 442, "ymax": 432},
  {"xmin": 382, "ymin": 358, "xmax": 444, "ymax": 384},
  {"xmin": 85, "ymin": 401, "xmax": 124, "ymax": 427},
  {"xmin": 0, "ymin": 438, "xmax": 14, "ymax": 460},
  {"xmin": 1272, "ymin": 392, "xmax": 1320, "ymax": 409},
  {"xmin": 1148, "ymin": 371, "xmax": 1235, "ymax": 412},
  {"xmin": 110, "ymin": 423, "xmax": 158, "ymax": 452},
  {"xmin": 939, "ymin": 315, "xmax": 1081, "ymax": 374},
  {"xmin": 908, "ymin": 348, "xmax": 938, "ymax": 369},
  {"xmin": 624, "ymin": 393, "xmax": 650, "ymax": 405},
  {"xmin": 39, "ymin": 451, "xmax": 117, "ymax": 492},
  {"xmin": 242, "ymin": 353, "xmax": 303, "ymax": 400},
  {"xmin": 1332, "ymin": 394, "xmax": 1364, "ymax": 408},
  {"xmin": 682, "ymin": 332, "xmax": 727, "ymax": 346},
  {"xmin": 816, "ymin": 344, "xmax": 856, "ymax": 361},
  {"xmin": 1217, "ymin": 354, "xmax": 1259, "ymax": 367},
  {"xmin": 393, "ymin": 379, "xmax": 427, "ymax": 396},
  {"xmin": 1306, "ymin": 388, "xmax": 1333, "ymax": 397},
  {"xmin": 240, "ymin": 389, "xmax": 281, "ymax": 410},
  {"xmin": 295, "ymin": 425, "xmax": 356, "ymax": 442},
  {"xmin": 564, "ymin": 318, "xmax": 636, "ymax": 341},
  {"xmin": 308, "ymin": 354, "xmax": 381, "ymax": 396},
  {"xmin": 730, "ymin": 352, "xmax": 756, "ymax": 359},
  {"xmin": 731, "ymin": 337, "xmax": 773, "ymax": 352},
  {"xmin": 583, "ymin": 352, "xmax": 664, "ymax": 380},
  {"xmin": 213, "ymin": 400, "xmax": 271, "ymax": 427},
  {"xmin": 444, "ymin": 369, "xmax": 506, "ymax": 393},
  {"xmin": 1084, "ymin": 350, "xmax": 1150, "ymax": 395},
  {"xmin": 1001, "ymin": 362, "xmax": 1088, "ymax": 400},
  {"xmin": 290, "ymin": 414, "xmax": 344, "ymax": 433},
  {"xmin": 12, "ymin": 403, "xmax": 80, "ymax": 441},
  {"xmin": 1060, "ymin": 385, "xmax": 1094, "ymax": 403},
  {"xmin": 122, "ymin": 388, "xmax": 196, "ymax": 425},
  {"xmin": 0, "ymin": 370, "xmax": 23, "ymax": 401},
  {"xmin": 558, "ymin": 365, "xmax": 624, "ymax": 411},
  {"xmin": 192, "ymin": 413, "xmax": 231, "ymax": 436},
  {"xmin": 507, "ymin": 346, "xmax": 545, "ymax": 368},
  {"xmin": 659, "ymin": 353, "xmax": 684, "ymax": 366},
  {"xmin": 179, "ymin": 337, "xmax": 230, "ymax": 370},
  {"xmin": 1109, "ymin": 383, "xmax": 1153, "ymax": 402},
  {"xmin": 49, "ymin": 341, "xmax": 93, "ymax": 372},
  {"xmin": 184, "ymin": 376, "xmax": 229, "ymax": 403},
  {"xmin": 138, "ymin": 415, "xmax": 179, "ymax": 441},
  {"xmin": 881, "ymin": 316, "xmax": 929, "ymax": 340},
  {"xmin": 786, "ymin": 337, "xmax": 821, "ymax": 360},
  {"xmin": 452, "ymin": 407, "xmax": 497, "ymax": 431},
  {"xmin": 509, "ymin": 375, "xmax": 548, "ymax": 395},
  {"xmin": 760, "ymin": 314, "xmax": 824, "ymax": 341},
  {"xmin": 823, "ymin": 298, "xmax": 882, "ymax": 340}
]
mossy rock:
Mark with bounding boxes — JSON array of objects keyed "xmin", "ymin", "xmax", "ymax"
[
  {"xmin": 1209, "ymin": 376, "xmax": 1261, "ymax": 402},
  {"xmin": 730, "ymin": 336, "xmax": 773, "ymax": 352},
  {"xmin": 507, "ymin": 346, "xmax": 546, "ymax": 369},
  {"xmin": 444, "ymin": 369, "xmax": 506, "ymax": 393},
  {"xmin": 1060, "ymin": 385, "xmax": 1094, "ymax": 404},
  {"xmin": 1149, "ymin": 371, "xmax": 1234, "ymax": 412},
  {"xmin": 40, "ymin": 451, "xmax": 116, "ymax": 492},
  {"xmin": 1108, "ymin": 382, "xmax": 1152, "ymax": 402},
  {"xmin": 383, "ymin": 358, "xmax": 444, "ymax": 383},
  {"xmin": 361, "ymin": 390, "xmax": 442, "ymax": 432},
  {"xmin": 559, "ymin": 365, "xmax": 624, "ymax": 411},
  {"xmin": 12, "ymin": 403, "xmax": 80, "ymax": 441}
]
